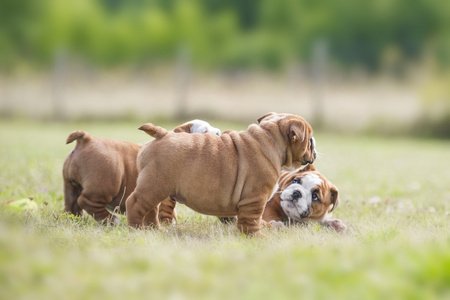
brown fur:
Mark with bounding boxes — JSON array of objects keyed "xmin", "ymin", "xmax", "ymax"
[
  {"xmin": 126, "ymin": 112, "xmax": 316, "ymax": 235},
  {"xmin": 262, "ymin": 164, "xmax": 346, "ymax": 232},
  {"xmin": 62, "ymin": 123, "xmax": 195, "ymax": 224}
]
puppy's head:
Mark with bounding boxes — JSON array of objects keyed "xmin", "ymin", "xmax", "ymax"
[
  {"xmin": 278, "ymin": 164, "xmax": 339, "ymax": 222},
  {"xmin": 173, "ymin": 119, "xmax": 221, "ymax": 136},
  {"xmin": 257, "ymin": 112, "xmax": 316, "ymax": 169}
]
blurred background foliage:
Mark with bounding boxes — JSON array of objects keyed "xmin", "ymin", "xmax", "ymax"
[
  {"xmin": 1, "ymin": 0, "xmax": 450, "ymax": 137},
  {"xmin": 1, "ymin": 0, "xmax": 449, "ymax": 71}
]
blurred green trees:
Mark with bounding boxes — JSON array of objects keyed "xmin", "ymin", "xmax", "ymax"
[{"xmin": 0, "ymin": 0, "xmax": 449, "ymax": 71}]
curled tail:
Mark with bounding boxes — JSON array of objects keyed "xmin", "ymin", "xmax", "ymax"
[
  {"xmin": 139, "ymin": 123, "xmax": 169, "ymax": 139},
  {"xmin": 66, "ymin": 130, "xmax": 91, "ymax": 144}
]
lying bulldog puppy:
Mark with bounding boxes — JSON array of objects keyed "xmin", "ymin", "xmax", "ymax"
[
  {"xmin": 126, "ymin": 112, "xmax": 317, "ymax": 236},
  {"xmin": 263, "ymin": 164, "xmax": 347, "ymax": 232},
  {"xmin": 63, "ymin": 119, "xmax": 220, "ymax": 224}
]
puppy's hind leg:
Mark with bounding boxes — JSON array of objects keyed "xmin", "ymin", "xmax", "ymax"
[
  {"xmin": 77, "ymin": 192, "xmax": 119, "ymax": 224},
  {"xmin": 63, "ymin": 179, "xmax": 82, "ymax": 216},
  {"xmin": 127, "ymin": 167, "xmax": 173, "ymax": 229},
  {"xmin": 126, "ymin": 189, "xmax": 168, "ymax": 229},
  {"xmin": 158, "ymin": 197, "xmax": 177, "ymax": 225},
  {"xmin": 236, "ymin": 197, "xmax": 266, "ymax": 237}
]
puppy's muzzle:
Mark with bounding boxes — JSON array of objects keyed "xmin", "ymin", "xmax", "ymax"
[
  {"xmin": 281, "ymin": 187, "xmax": 306, "ymax": 203},
  {"xmin": 291, "ymin": 190, "xmax": 310, "ymax": 218},
  {"xmin": 292, "ymin": 190, "xmax": 302, "ymax": 200},
  {"xmin": 280, "ymin": 185, "xmax": 311, "ymax": 221},
  {"xmin": 300, "ymin": 211, "xmax": 310, "ymax": 218}
]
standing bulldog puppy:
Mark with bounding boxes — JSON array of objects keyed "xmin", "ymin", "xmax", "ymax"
[
  {"xmin": 63, "ymin": 120, "xmax": 220, "ymax": 224},
  {"xmin": 126, "ymin": 112, "xmax": 317, "ymax": 235},
  {"xmin": 263, "ymin": 164, "xmax": 347, "ymax": 232}
]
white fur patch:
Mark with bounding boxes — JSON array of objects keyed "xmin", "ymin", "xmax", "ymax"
[
  {"xmin": 186, "ymin": 119, "xmax": 221, "ymax": 136},
  {"xmin": 311, "ymin": 137, "xmax": 317, "ymax": 158},
  {"xmin": 268, "ymin": 116, "xmax": 285, "ymax": 122},
  {"xmin": 269, "ymin": 220, "xmax": 285, "ymax": 228},
  {"xmin": 269, "ymin": 182, "xmax": 279, "ymax": 201},
  {"xmin": 279, "ymin": 174, "xmax": 323, "ymax": 221},
  {"xmin": 302, "ymin": 174, "xmax": 322, "ymax": 192}
]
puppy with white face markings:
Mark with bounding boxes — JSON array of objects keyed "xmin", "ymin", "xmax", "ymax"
[
  {"xmin": 280, "ymin": 172, "xmax": 324, "ymax": 220},
  {"xmin": 263, "ymin": 164, "xmax": 347, "ymax": 232}
]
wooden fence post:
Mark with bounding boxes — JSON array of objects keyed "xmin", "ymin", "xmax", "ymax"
[
  {"xmin": 174, "ymin": 45, "xmax": 190, "ymax": 120},
  {"xmin": 311, "ymin": 38, "xmax": 328, "ymax": 128},
  {"xmin": 52, "ymin": 49, "xmax": 66, "ymax": 120}
]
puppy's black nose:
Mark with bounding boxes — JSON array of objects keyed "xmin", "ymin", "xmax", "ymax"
[{"xmin": 292, "ymin": 191, "xmax": 302, "ymax": 199}]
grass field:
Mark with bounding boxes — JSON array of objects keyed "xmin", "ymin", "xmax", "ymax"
[{"xmin": 1, "ymin": 119, "xmax": 449, "ymax": 300}]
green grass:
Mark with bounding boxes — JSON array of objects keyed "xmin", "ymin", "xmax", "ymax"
[{"xmin": 1, "ymin": 119, "xmax": 449, "ymax": 300}]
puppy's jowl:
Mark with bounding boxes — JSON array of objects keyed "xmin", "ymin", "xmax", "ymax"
[
  {"xmin": 263, "ymin": 164, "xmax": 347, "ymax": 232},
  {"xmin": 126, "ymin": 112, "xmax": 316, "ymax": 236},
  {"xmin": 62, "ymin": 120, "xmax": 220, "ymax": 224}
]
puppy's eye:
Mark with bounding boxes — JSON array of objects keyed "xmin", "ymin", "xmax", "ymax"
[
  {"xmin": 312, "ymin": 192, "xmax": 320, "ymax": 202},
  {"xmin": 291, "ymin": 178, "xmax": 300, "ymax": 184}
]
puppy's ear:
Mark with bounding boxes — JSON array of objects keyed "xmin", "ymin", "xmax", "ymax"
[
  {"xmin": 257, "ymin": 112, "xmax": 276, "ymax": 124},
  {"xmin": 298, "ymin": 164, "xmax": 317, "ymax": 173},
  {"xmin": 277, "ymin": 170, "xmax": 292, "ymax": 187},
  {"xmin": 306, "ymin": 164, "xmax": 317, "ymax": 171},
  {"xmin": 329, "ymin": 187, "xmax": 339, "ymax": 213},
  {"xmin": 173, "ymin": 123, "xmax": 192, "ymax": 133},
  {"xmin": 288, "ymin": 122, "xmax": 306, "ymax": 143}
]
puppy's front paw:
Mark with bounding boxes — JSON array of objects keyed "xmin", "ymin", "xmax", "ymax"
[
  {"xmin": 322, "ymin": 218, "xmax": 347, "ymax": 232},
  {"xmin": 269, "ymin": 220, "xmax": 285, "ymax": 229},
  {"xmin": 159, "ymin": 217, "xmax": 176, "ymax": 225}
]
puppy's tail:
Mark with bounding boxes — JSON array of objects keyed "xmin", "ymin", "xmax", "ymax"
[
  {"xmin": 66, "ymin": 130, "xmax": 91, "ymax": 144},
  {"xmin": 139, "ymin": 123, "xmax": 168, "ymax": 139}
]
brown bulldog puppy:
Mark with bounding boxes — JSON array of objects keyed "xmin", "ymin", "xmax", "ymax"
[
  {"xmin": 63, "ymin": 120, "xmax": 221, "ymax": 224},
  {"xmin": 263, "ymin": 164, "xmax": 347, "ymax": 232},
  {"xmin": 126, "ymin": 112, "xmax": 317, "ymax": 235}
]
